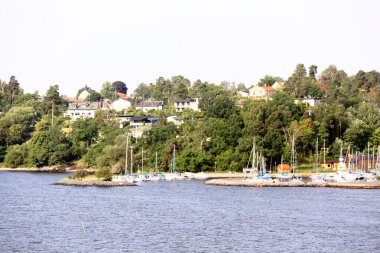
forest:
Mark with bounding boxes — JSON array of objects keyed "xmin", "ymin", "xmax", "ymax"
[{"xmin": 1, "ymin": 64, "xmax": 380, "ymax": 173}]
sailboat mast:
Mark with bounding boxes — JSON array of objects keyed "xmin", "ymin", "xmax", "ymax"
[
  {"xmin": 142, "ymin": 146, "xmax": 144, "ymax": 173},
  {"xmin": 155, "ymin": 151, "xmax": 158, "ymax": 173},
  {"xmin": 173, "ymin": 144, "xmax": 176, "ymax": 172},
  {"xmin": 291, "ymin": 134, "xmax": 295, "ymax": 175},
  {"xmin": 367, "ymin": 142, "xmax": 370, "ymax": 172},
  {"xmin": 130, "ymin": 148, "xmax": 133, "ymax": 174},
  {"xmin": 125, "ymin": 134, "xmax": 129, "ymax": 175},
  {"xmin": 323, "ymin": 139, "xmax": 326, "ymax": 166}
]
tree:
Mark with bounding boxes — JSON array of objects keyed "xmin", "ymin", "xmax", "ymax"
[
  {"xmin": 199, "ymin": 88, "xmax": 237, "ymax": 119},
  {"xmin": 42, "ymin": 85, "xmax": 61, "ymax": 122},
  {"xmin": 86, "ymin": 90, "xmax": 102, "ymax": 101},
  {"xmin": 71, "ymin": 118, "xmax": 99, "ymax": 149},
  {"xmin": 172, "ymin": 75, "xmax": 190, "ymax": 99},
  {"xmin": 259, "ymin": 75, "xmax": 283, "ymax": 86},
  {"xmin": 4, "ymin": 144, "xmax": 28, "ymax": 168},
  {"xmin": 134, "ymin": 83, "xmax": 151, "ymax": 99},
  {"xmin": 100, "ymin": 81, "xmax": 115, "ymax": 100},
  {"xmin": 343, "ymin": 119, "xmax": 370, "ymax": 150},
  {"xmin": 236, "ymin": 83, "xmax": 248, "ymax": 92},
  {"xmin": 191, "ymin": 79, "xmax": 209, "ymax": 97},
  {"xmin": 96, "ymin": 167, "xmax": 112, "ymax": 180},
  {"xmin": 112, "ymin": 81, "xmax": 128, "ymax": 94},
  {"xmin": 0, "ymin": 106, "xmax": 37, "ymax": 146},
  {"xmin": 308, "ymin": 65, "xmax": 318, "ymax": 80}
]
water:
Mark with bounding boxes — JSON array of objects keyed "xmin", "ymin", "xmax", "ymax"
[{"xmin": 1, "ymin": 172, "xmax": 380, "ymax": 253}]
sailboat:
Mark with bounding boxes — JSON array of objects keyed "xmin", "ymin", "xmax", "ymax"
[
  {"xmin": 244, "ymin": 139, "xmax": 272, "ymax": 183},
  {"xmin": 112, "ymin": 134, "xmax": 137, "ymax": 184},
  {"xmin": 165, "ymin": 145, "xmax": 184, "ymax": 180},
  {"xmin": 290, "ymin": 134, "xmax": 302, "ymax": 183}
]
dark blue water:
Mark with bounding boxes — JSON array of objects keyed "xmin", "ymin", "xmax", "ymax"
[{"xmin": 0, "ymin": 172, "xmax": 380, "ymax": 253}]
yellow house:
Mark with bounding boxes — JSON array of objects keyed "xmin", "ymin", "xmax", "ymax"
[{"xmin": 248, "ymin": 85, "xmax": 277, "ymax": 100}]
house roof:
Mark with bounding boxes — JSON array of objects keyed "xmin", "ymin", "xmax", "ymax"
[
  {"xmin": 68, "ymin": 101, "xmax": 106, "ymax": 110},
  {"xmin": 117, "ymin": 92, "xmax": 129, "ymax": 99},
  {"xmin": 260, "ymin": 85, "xmax": 276, "ymax": 91},
  {"xmin": 130, "ymin": 116, "xmax": 158, "ymax": 121},
  {"xmin": 174, "ymin": 98, "xmax": 198, "ymax": 103},
  {"xmin": 249, "ymin": 85, "xmax": 276, "ymax": 91},
  {"xmin": 137, "ymin": 101, "xmax": 163, "ymax": 107}
]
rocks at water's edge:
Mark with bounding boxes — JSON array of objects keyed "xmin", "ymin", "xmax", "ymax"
[{"xmin": 52, "ymin": 179, "xmax": 136, "ymax": 187}]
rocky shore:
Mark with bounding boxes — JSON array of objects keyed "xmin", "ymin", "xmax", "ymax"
[
  {"xmin": 52, "ymin": 178, "xmax": 137, "ymax": 187},
  {"xmin": 0, "ymin": 167, "xmax": 68, "ymax": 172},
  {"xmin": 205, "ymin": 179, "xmax": 380, "ymax": 189}
]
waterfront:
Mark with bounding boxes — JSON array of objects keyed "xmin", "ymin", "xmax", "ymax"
[{"xmin": 1, "ymin": 172, "xmax": 380, "ymax": 252}]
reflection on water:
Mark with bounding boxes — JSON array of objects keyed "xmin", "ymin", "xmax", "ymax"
[{"xmin": 1, "ymin": 172, "xmax": 380, "ymax": 252}]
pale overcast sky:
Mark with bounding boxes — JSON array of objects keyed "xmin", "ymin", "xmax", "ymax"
[{"xmin": 0, "ymin": 0, "xmax": 379, "ymax": 97}]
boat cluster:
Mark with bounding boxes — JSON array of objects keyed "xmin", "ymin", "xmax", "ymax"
[{"xmin": 112, "ymin": 172, "xmax": 209, "ymax": 184}]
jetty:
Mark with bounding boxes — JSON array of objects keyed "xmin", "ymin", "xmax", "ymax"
[
  {"xmin": 52, "ymin": 178, "xmax": 137, "ymax": 187},
  {"xmin": 205, "ymin": 179, "xmax": 380, "ymax": 189}
]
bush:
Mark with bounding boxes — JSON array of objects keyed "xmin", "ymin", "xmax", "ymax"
[
  {"xmin": 96, "ymin": 167, "xmax": 112, "ymax": 181},
  {"xmin": 69, "ymin": 169, "xmax": 88, "ymax": 180},
  {"xmin": 4, "ymin": 144, "xmax": 28, "ymax": 168}
]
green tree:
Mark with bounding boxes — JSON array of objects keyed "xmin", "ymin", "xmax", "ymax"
[
  {"xmin": 71, "ymin": 118, "xmax": 99, "ymax": 150},
  {"xmin": 4, "ymin": 144, "xmax": 28, "ymax": 168},
  {"xmin": 199, "ymin": 88, "xmax": 237, "ymax": 119},
  {"xmin": 134, "ymin": 83, "xmax": 151, "ymax": 99},
  {"xmin": 112, "ymin": 81, "xmax": 128, "ymax": 94},
  {"xmin": 259, "ymin": 75, "xmax": 283, "ymax": 86},
  {"xmin": 100, "ymin": 81, "xmax": 115, "ymax": 100}
]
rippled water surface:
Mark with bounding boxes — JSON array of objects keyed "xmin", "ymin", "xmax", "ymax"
[{"xmin": 1, "ymin": 172, "xmax": 380, "ymax": 252}]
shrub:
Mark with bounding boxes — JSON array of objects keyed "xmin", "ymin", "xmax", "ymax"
[
  {"xmin": 69, "ymin": 169, "xmax": 88, "ymax": 180},
  {"xmin": 4, "ymin": 144, "xmax": 28, "ymax": 168},
  {"xmin": 96, "ymin": 167, "xmax": 112, "ymax": 181}
]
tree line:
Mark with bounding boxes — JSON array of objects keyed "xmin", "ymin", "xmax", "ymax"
[{"xmin": 1, "ymin": 64, "xmax": 380, "ymax": 173}]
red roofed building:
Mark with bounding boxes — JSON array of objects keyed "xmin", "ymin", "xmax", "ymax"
[{"xmin": 248, "ymin": 84, "xmax": 277, "ymax": 100}]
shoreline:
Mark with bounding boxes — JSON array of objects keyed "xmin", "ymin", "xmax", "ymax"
[
  {"xmin": 52, "ymin": 178, "xmax": 137, "ymax": 187},
  {"xmin": 205, "ymin": 179, "xmax": 380, "ymax": 189},
  {"xmin": 0, "ymin": 167, "xmax": 69, "ymax": 173}
]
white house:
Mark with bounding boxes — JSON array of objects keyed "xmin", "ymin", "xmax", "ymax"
[
  {"xmin": 136, "ymin": 101, "xmax": 163, "ymax": 112},
  {"xmin": 111, "ymin": 99, "xmax": 131, "ymax": 112},
  {"xmin": 174, "ymin": 98, "xmax": 199, "ymax": 112},
  {"xmin": 294, "ymin": 98, "xmax": 322, "ymax": 107},
  {"xmin": 64, "ymin": 101, "xmax": 109, "ymax": 121}
]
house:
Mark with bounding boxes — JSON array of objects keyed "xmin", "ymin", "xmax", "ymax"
[
  {"xmin": 136, "ymin": 101, "xmax": 163, "ymax": 112},
  {"xmin": 174, "ymin": 98, "xmax": 199, "ymax": 112},
  {"xmin": 129, "ymin": 116, "xmax": 158, "ymax": 127},
  {"xmin": 294, "ymin": 97, "xmax": 322, "ymax": 107},
  {"xmin": 64, "ymin": 101, "xmax": 109, "ymax": 121},
  {"xmin": 248, "ymin": 85, "xmax": 277, "ymax": 100},
  {"xmin": 111, "ymin": 98, "xmax": 131, "ymax": 112},
  {"xmin": 237, "ymin": 91, "xmax": 249, "ymax": 97},
  {"xmin": 272, "ymin": 81, "xmax": 285, "ymax": 90},
  {"xmin": 167, "ymin": 116, "xmax": 184, "ymax": 126}
]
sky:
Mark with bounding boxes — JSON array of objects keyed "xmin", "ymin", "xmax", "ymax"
[{"xmin": 0, "ymin": 0, "xmax": 379, "ymax": 97}]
